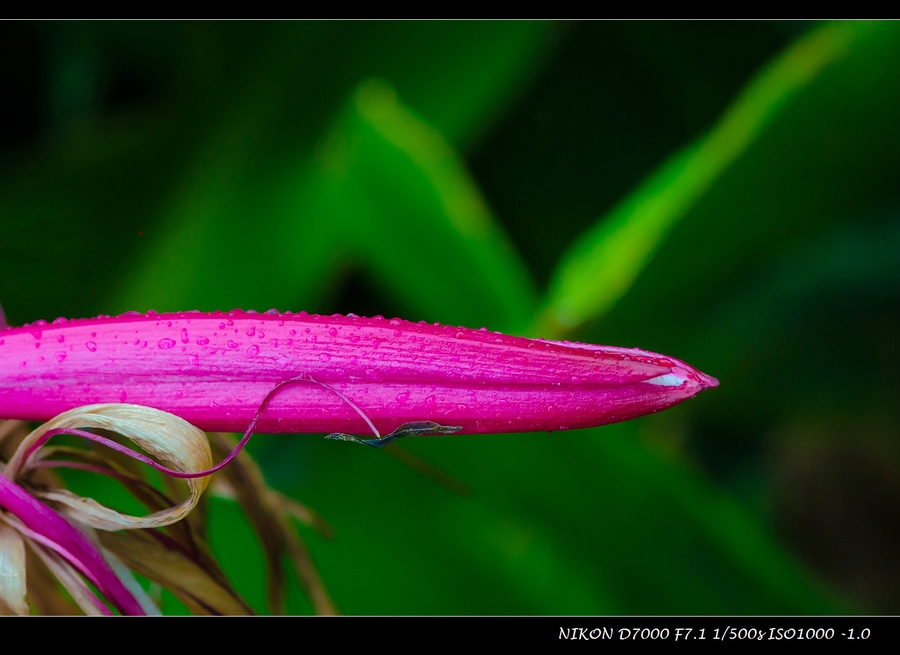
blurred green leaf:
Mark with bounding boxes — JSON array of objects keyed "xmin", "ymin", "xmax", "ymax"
[
  {"xmin": 116, "ymin": 78, "xmax": 535, "ymax": 329},
  {"xmin": 578, "ymin": 21, "xmax": 900, "ymax": 366},
  {"xmin": 247, "ymin": 420, "xmax": 841, "ymax": 614},
  {"xmin": 0, "ymin": 22, "xmax": 550, "ymax": 325},
  {"xmin": 535, "ymin": 21, "xmax": 865, "ymax": 337}
]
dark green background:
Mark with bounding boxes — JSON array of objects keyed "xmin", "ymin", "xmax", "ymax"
[{"xmin": 1, "ymin": 21, "xmax": 898, "ymax": 614}]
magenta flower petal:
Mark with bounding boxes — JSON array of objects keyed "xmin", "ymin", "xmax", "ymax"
[
  {"xmin": 0, "ymin": 472, "xmax": 145, "ymax": 615},
  {"xmin": 0, "ymin": 311, "xmax": 717, "ymax": 435}
]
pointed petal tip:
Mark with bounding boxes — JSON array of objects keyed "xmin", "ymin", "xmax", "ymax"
[{"xmin": 698, "ymin": 371, "xmax": 719, "ymax": 390}]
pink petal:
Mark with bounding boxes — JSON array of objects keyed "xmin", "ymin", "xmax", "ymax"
[
  {"xmin": 0, "ymin": 472, "xmax": 145, "ymax": 615},
  {"xmin": 0, "ymin": 311, "xmax": 717, "ymax": 435}
]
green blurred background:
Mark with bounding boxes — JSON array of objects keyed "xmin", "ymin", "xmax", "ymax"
[{"xmin": 2, "ymin": 21, "xmax": 899, "ymax": 614}]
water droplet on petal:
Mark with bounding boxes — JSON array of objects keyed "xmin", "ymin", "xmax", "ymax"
[
  {"xmin": 396, "ymin": 391, "xmax": 410, "ymax": 402},
  {"xmin": 181, "ymin": 328, "xmax": 189, "ymax": 343},
  {"xmin": 158, "ymin": 338, "xmax": 176, "ymax": 349},
  {"xmin": 196, "ymin": 336, "xmax": 209, "ymax": 346},
  {"xmin": 319, "ymin": 353, "xmax": 331, "ymax": 362},
  {"xmin": 247, "ymin": 344, "xmax": 260, "ymax": 356},
  {"xmin": 119, "ymin": 389, "xmax": 127, "ymax": 402},
  {"xmin": 56, "ymin": 352, "xmax": 66, "ymax": 363},
  {"xmin": 246, "ymin": 326, "xmax": 256, "ymax": 337},
  {"xmin": 227, "ymin": 340, "xmax": 238, "ymax": 349},
  {"xmin": 328, "ymin": 327, "xmax": 338, "ymax": 337},
  {"xmin": 86, "ymin": 341, "xmax": 97, "ymax": 352}
]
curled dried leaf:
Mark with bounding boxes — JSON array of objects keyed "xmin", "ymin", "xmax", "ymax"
[{"xmin": 7, "ymin": 404, "xmax": 212, "ymax": 530}]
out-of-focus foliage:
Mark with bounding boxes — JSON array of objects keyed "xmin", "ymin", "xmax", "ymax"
[{"xmin": 2, "ymin": 21, "xmax": 899, "ymax": 613}]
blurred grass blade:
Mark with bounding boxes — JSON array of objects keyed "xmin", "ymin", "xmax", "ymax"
[
  {"xmin": 536, "ymin": 22, "xmax": 862, "ymax": 337},
  {"xmin": 309, "ymin": 79, "xmax": 536, "ymax": 329}
]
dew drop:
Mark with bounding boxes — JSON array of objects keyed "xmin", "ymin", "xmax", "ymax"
[
  {"xmin": 31, "ymin": 330, "xmax": 42, "ymax": 340},
  {"xmin": 196, "ymin": 336, "xmax": 209, "ymax": 346},
  {"xmin": 119, "ymin": 389, "xmax": 127, "ymax": 402},
  {"xmin": 85, "ymin": 341, "xmax": 97, "ymax": 352},
  {"xmin": 328, "ymin": 327, "xmax": 338, "ymax": 337},
  {"xmin": 181, "ymin": 328, "xmax": 189, "ymax": 343},
  {"xmin": 158, "ymin": 338, "xmax": 176, "ymax": 349},
  {"xmin": 389, "ymin": 319, "xmax": 401, "ymax": 326},
  {"xmin": 141, "ymin": 341, "xmax": 148, "ymax": 349},
  {"xmin": 396, "ymin": 391, "xmax": 410, "ymax": 402},
  {"xmin": 425, "ymin": 395, "xmax": 436, "ymax": 407},
  {"xmin": 247, "ymin": 344, "xmax": 260, "ymax": 356},
  {"xmin": 246, "ymin": 326, "xmax": 256, "ymax": 337},
  {"xmin": 349, "ymin": 335, "xmax": 360, "ymax": 343},
  {"xmin": 219, "ymin": 323, "xmax": 226, "ymax": 330},
  {"xmin": 227, "ymin": 340, "xmax": 238, "ymax": 349},
  {"xmin": 57, "ymin": 335, "xmax": 65, "ymax": 343},
  {"xmin": 319, "ymin": 353, "xmax": 331, "ymax": 362},
  {"xmin": 190, "ymin": 354, "xmax": 200, "ymax": 366},
  {"xmin": 56, "ymin": 352, "xmax": 66, "ymax": 363},
  {"xmin": 34, "ymin": 342, "xmax": 40, "ymax": 349},
  {"xmin": 257, "ymin": 331, "xmax": 264, "ymax": 338},
  {"xmin": 349, "ymin": 356, "xmax": 358, "ymax": 365}
]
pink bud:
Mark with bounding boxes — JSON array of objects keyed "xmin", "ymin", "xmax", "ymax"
[{"xmin": 0, "ymin": 311, "xmax": 717, "ymax": 435}]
